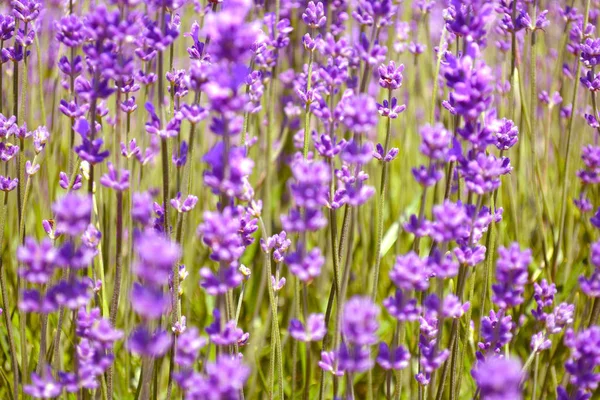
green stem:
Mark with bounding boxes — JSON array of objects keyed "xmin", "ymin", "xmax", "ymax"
[
  {"xmin": 303, "ymin": 283, "xmax": 311, "ymax": 400},
  {"xmin": 371, "ymin": 89, "xmax": 393, "ymax": 301},
  {"xmin": 107, "ymin": 191, "xmax": 124, "ymax": 400},
  {"xmin": 552, "ymin": 0, "xmax": 592, "ymax": 274},
  {"xmin": 430, "ymin": 28, "xmax": 447, "ymax": 124},
  {"xmin": 258, "ymin": 216, "xmax": 283, "ymax": 399},
  {"xmin": 161, "ymin": 138, "xmax": 170, "ymax": 235},
  {"xmin": 302, "ymin": 50, "xmax": 314, "ymax": 159},
  {"xmin": 0, "ymin": 192, "xmax": 18, "ymax": 400}
]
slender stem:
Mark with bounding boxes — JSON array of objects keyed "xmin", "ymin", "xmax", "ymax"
[
  {"xmin": 302, "ymin": 50, "xmax": 314, "ymax": 159},
  {"xmin": 552, "ymin": 0, "xmax": 592, "ymax": 274},
  {"xmin": 0, "ymin": 192, "xmax": 18, "ymax": 400},
  {"xmin": 36, "ymin": 285, "xmax": 49, "ymax": 375},
  {"xmin": 161, "ymin": 138, "xmax": 170, "ymax": 235},
  {"xmin": 107, "ymin": 191, "xmax": 124, "ymax": 400},
  {"xmin": 235, "ymin": 282, "xmax": 246, "ymax": 324},
  {"xmin": 532, "ymin": 353, "xmax": 539, "ymax": 399},
  {"xmin": 430, "ymin": 28, "xmax": 447, "ymax": 124},
  {"xmin": 303, "ymin": 283, "xmax": 311, "ymax": 400},
  {"xmin": 371, "ymin": 89, "xmax": 393, "ymax": 300},
  {"xmin": 258, "ymin": 216, "xmax": 283, "ymax": 399}
]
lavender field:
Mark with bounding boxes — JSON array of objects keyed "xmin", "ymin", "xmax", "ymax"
[{"xmin": 0, "ymin": 0, "xmax": 599, "ymax": 399}]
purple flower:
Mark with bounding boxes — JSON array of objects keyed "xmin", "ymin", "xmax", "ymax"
[
  {"xmin": 0, "ymin": 175, "xmax": 18, "ymax": 192},
  {"xmin": 383, "ymin": 289, "xmax": 421, "ymax": 321},
  {"xmin": 75, "ymin": 136, "xmax": 110, "ymax": 165},
  {"xmin": 313, "ymin": 132, "xmax": 346, "ymax": 159},
  {"xmin": 319, "ymin": 351, "xmax": 344, "ymax": 376},
  {"xmin": 376, "ymin": 97, "xmax": 406, "ymax": 119},
  {"xmin": 197, "ymin": 207, "xmax": 245, "ymax": 264},
  {"xmin": 373, "ymin": 143, "xmax": 399, "ymax": 162},
  {"xmin": 478, "ymin": 310, "xmax": 514, "ymax": 355},
  {"xmin": 341, "ymin": 140, "xmax": 373, "ymax": 165},
  {"xmin": 206, "ymin": 310, "xmax": 243, "ymax": 346},
  {"xmin": 285, "ymin": 246, "xmax": 324, "ymax": 282},
  {"xmin": 43, "ymin": 279, "xmax": 93, "ymax": 312},
  {"xmin": 581, "ymin": 38, "xmax": 600, "ymax": 68},
  {"xmin": 131, "ymin": 283, "xmax": 169, "ymax": 320},
  {"xmin": 53, "ymin": 193, "xmax": 92, "ymax": 237},
  {"xmin": 120, "ymin": 97, "xmax": 138, "ymax": 114},
  {"xmin": 127, "ymin": 327, "xmax": 172, "ymax": 357},
  {"xmin": 564, "ymin": 327, "xmax": 600, "ymax": 391},
  {"xmin": 339, "ymin": 342, "xmax": 374, "ymax": 372},
  {"xmin": 100, "ymin": 162, "xmax": 130, "ymax": 191},
  {"xmin": 342, "ymin": 296, "xmax": 380, "ymax": 346},
  {"xmin": 337, "ymin": 92, "xmax": 379, "ymax": 134},
  {"xmin": 472, "ymin": 356, "xmax": 524, "ymax": 400},
  {"xmin": 271, "ymin": 275, "xmax": 286, "ymax": 292},
  {"xmin": 172, "ymin": 141, "xmax": 188, "ymax": 168},
  {"xmin": 281, "ymin": 207, "xmax": 328, "ymax": 233},
  {"xmin": 495, "ymin": 118, "xmax": 518, "ymax": 150},
  {"xmin": 531, "ymin": 332, "xmax": 552, "ymax": 353},
  {"xmin": 556, "ymin": 386, "xmax": 591, "ymax": 400},
  {"xmin": 443, "ymin": 43, "xmax": 494, "ymax": 120},
  {"xmin": 546, "ymin": 303, "xmax": 575, "ymax": 334},
  {"xmin": 203, "ymin": 3, "xmax": 259, "ymax": 62},
  {"xmin": 355, "ymin": 0, "xmax": 396, "ymax": 23},
  {"xmin": 460, "ymin": 152, "xmax": 510, "ymax": 195},
  {"xmin": 133, "ymin": 229, "xmax": 181, "ymax": 285},
  {"xmin": 376, "ymin": 342, "xmax": 410, "ymax": 370},
  {"xmin": 203, "ymin": 355, "xmax": 250, "ymax": 397},
  {"xmin": 175, "ymin": 327, "xmax": 207, "ymax": 367},
  {"xmin": 55, "ymin": 14, "xmax": 85, "ymax": 47},
  {"xmin": 203, "ymin": 142, "xmax": 254, "ymax": 201},
  {"xmin": 427, "ymin": 250, "xmax": 459, "ymax": 278},
  {"xmin": 199, "ymin": 265, "xmax": 243, "ymax": 295},
  {"xmin": 17, "ymin": 238, "xmax": 57, "ymax": 285},
  {"xmin": 131, "ymin": 192, "xmax": 154, "ymax": 226},
  {"xmin": 531, "ymin": 279, "xmax": 556, "ymax": 321},
  {"xmin": 12, "ymin": 0, "xmax": 41, "ymax": 23},
  {"xmin": 378, "ymin": 61, "xmax": 404, "ymax": 91},
  {"xmin": 23, "ymin": 369, "xmax": 62, "ymax": 398},
  {"xmin": 492, "ymin": 243, "xmax": 531, "ymax": 309},
  {"xmin": 412, "ymin": 164, "xmax": 443, "ymax": 187},
  {"xmin": 302, "ymin": 1, "xmax": 326, "ymax": 28},
  {"xmin": 390, "ymin": 251, "xmax": 430, "ymax": 291},
  {"xmin": 453, "ymin": 244, "xmax": 486, "ymax": 267},
  {"xmin": 418, "ymin": 313, "xmax": 449, "ymax": 374},
  {"xmin": 0, "ymin": 15, "xmax": 15, "ymax": 42},
  {"xmin": 260, "ymin": 231, "xmax": 292, "ymax": 263},
  {"xmin": 419, "ymin": 123, "xmax": 451, "ymax": 161},
  {"xmin": 431, "ymin": 200, "xmax": 470, "ymax": 243},
  {"xmin": 145, "ymin": 103, "xmax": 180, "ymax": 138},
  {"xmin": 289, "ymin": 313, "xmax": 326, "ymax": 342},
  {"xmin": 170, "ymin": 193, "xmax": 198, "ymax": 213},
  {"xmin": 442, "ymin": 294, "xmax": 470, "ymax": 319},
  {"xmin": 0, "ymin": 142, "xmax": 18, "ymax": 161},
  {"xmin": 289, "ymin": 158, "xmax": 331, "ymax": 209}
]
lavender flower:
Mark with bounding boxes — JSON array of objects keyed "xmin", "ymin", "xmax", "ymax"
[
  {"xmin": 376, "ymin": 342, "xmax": 410, "ymax": 370},
  {"xmin": 472, "ymin": 357, "xmax": 524, "ymax": 400},
  {"xmin": 390, "ymin": 251, "xmax": 430, "ymax": 291},
  {"xmin": 337, "ymin": 93, "xmax": 379, "ymax": 134},
  {"xmin": 342, "ymin": 296, "xmax": 380, "ymax": 346},
  {"xmin": 564, "ymin": 327, "xmax": 600, "ymax": 391},
  {"xmin": 197, "ymin": 207, "xmax": 245, "ymax": 265},
  {"xmin": 285, "ymin": 246, "xmax": 324, "ymax": 282},
  {"xmin": 53, "ymin": 193, "xmax": 92, "ymax": 237},
  {"xmin": 492, "ymin": 243, "xmax": 532, "ymax": 309},
  {"xmin": 289, "ymin": 313, "xmax": 326, "ymax": 342}
]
